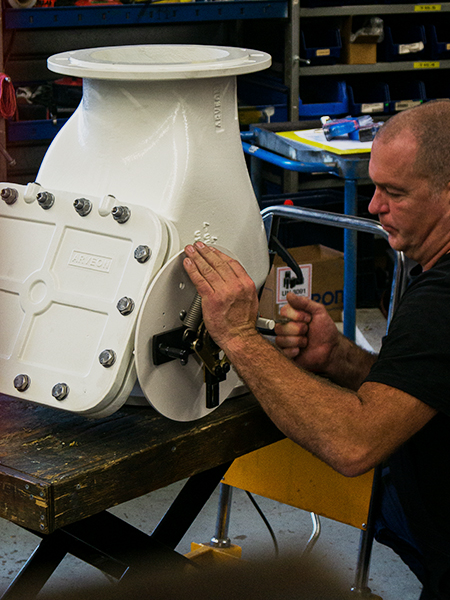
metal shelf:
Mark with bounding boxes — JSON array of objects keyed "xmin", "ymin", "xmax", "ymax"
[
  {"xmin": 4, "ymin": 0, "xmax": 288, "ymax": 29},
  {"xmin": 300, "ymin": 2, "xmax": 450, "ymax": 16},
  {"xmin": 299, "ymin": 59, "xmax": 450, "ymax": 76},
  {"xmin": 7, "ymin": 118, "xmax": 69, "ymax": 142}
]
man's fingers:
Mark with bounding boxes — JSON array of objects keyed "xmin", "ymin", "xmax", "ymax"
[
  {"xmin": 183, "ymin": 254, "xmax": 215, "ymax": 296},
  {"xmin": 193, "ymin": 242, "xmax": 250, "ymax": 282},
  {"xmin": 184, "ymin": 243, "xmax": 254, "ymax": 298},
  {"xmin": 285, "ymin": 292, "xmax": 321, "ymax": 316},
  {"xmin": 274, "ymin": 320, "xmax": 309, "ymax": 337},
  {"xmin": 276, "ymin": 334, "xmax": 308, "ymax": 350}
]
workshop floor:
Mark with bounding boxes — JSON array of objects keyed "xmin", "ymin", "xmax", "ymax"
[{"xmin": 0, "ymin": 310, "xmax": 423, "ymax": 600}]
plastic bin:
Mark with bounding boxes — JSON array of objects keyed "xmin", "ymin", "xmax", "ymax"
[
  {"xmin": 427, "ymin": 24, "xmax": 450, "ymax": 61},
  {"xmin": 348, "ymin": 81, "xmax": 390, "ymax": 115},
  {"xmin": 301, "ymin": 28, "xmax": 342, "ymax": 66},
  {"xmin": 379, "ymin": 25, "xmax": 427, "ymax": 62},
  {"xmin": 423, "ymin": 77, "xmax": 450, "ymax": 103},
  {"xmin": 238, "ymin": 76, "xmax": 348, "ymax": 121},
  {"xmin": 298, "ymin": 79, "xmax": 349, "ymax": 118},
  {"xmin": 237, "ymin": 75, "xmax": 288, "ymax": 123},
  {"xmin": 301, "ymin": 0, "xmax": 377, "ymax": 6},
  {"xmin": 387, "ymin": 80, "xmax": 426, "ymax": 113}
]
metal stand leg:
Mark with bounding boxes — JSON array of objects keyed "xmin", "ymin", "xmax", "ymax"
[
  {"xmin": 302, "ymin": 513, "xmax": 321, "ymax": 556},
  {"xmin": 351, "ymin": 466, "xmax": 383, "ymax": 599},
  {"xmin": 343, "ymin": 178, "xmax": 357, "ymax": 341},
  {"xmin": 210, "ymin": 483, "xmax": 233, "ymax": 548}
]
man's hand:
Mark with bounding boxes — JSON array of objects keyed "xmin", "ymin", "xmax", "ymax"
[
  {"xmin": 183, "ymin": 242, "xmax": 259, "ymax": 351},
  {"xmin": 275, "ymin": 292, "xmax": 341, "ymax": 374}
]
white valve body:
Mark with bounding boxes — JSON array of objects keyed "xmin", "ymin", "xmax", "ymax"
[{"xmin": 0, "ymin": 45, "xmax": 271, "ymax": 420}]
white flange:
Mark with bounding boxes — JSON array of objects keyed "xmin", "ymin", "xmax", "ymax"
[{"xmin": 47, "ymin": 45, "xmax": 272, "ymax": 80}]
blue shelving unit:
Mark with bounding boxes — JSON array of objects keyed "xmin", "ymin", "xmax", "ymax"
[
  {"xmin": 4, "ymin": 1, "xmax": 288, "ymax": 143},
  {"xmin": 4, "ymin": 1, "xmax": 287, "ymax": 29}
]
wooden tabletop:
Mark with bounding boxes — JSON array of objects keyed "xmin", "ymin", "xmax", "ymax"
[{"xmin": 0, "ymin": 393, "xmax": 283, "ymax": 535}]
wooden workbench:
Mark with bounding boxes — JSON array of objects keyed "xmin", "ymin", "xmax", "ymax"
[
  {"xmin": 0, "ymin": 392, "xmax": 284, "ymax": 599},
  {"xmin": 0, "ymin": 392, "xmax": 283, "ymax": 535}
]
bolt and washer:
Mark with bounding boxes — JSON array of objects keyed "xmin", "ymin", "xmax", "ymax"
[
  {"xmin": 134, "ymin": 245, "xmax": 151, "ymax": 263},
  {"xmin": 99, "ymin": 349, "xmax": 116, "ymax": 368},
  {"xmin": 111, "ymin": 206, "xmax": 131, "ymax": 224},
  {"xmin": 117, "ymin": 297, "xmax": 135, "ymax": 316},
  {"xmin": 36, "ymin": 191, "xmax": 55, "ymax": 210},
  {"xmin": 14, "ymin": 374, "xmax": 30, "ymax": 392},
  {"xmin": 52, "ymin": 383, "xmax": 69, "ymax": 401},
  {"xmin": 73, "ymin": 197, "xmax": 92, "ymax": 217},
  {"xmin": 1, "ymin": 187, "xmax": 18, "ymax": 205}
]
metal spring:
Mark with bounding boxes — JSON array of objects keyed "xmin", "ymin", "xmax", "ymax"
[{"xmin": 184, "ymin": 292, "xmax": 202, "ymax": 332}]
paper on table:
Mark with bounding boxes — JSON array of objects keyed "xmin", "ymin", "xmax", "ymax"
[{"xmin": 277, "ymin": 128, "xmax": 373, "ymax": 155}]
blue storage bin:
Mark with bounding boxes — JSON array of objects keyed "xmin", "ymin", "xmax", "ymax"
[
  {"xmin": 301, "ymin": 28, "xmax": 342, "ymax": 66},
  {"xmin": 380, "ymin": 25, "xmax": 427, "ymax": 62},
  {"xmin": 301, "ymin": 0, "xmax": 377, "ymax": 6},
  {"xmin": 387, "ymin": 80, "xmax": 426, "ymax": 113},
  {"xmin": 423, "ymin": 77, "xmax": 450, "ymax": 102},
  {"xmin": 298, "ymin": 80, "xmax": 349, "ymax": 118},
  {"xmin": 348, "ymin": 81, "xmax": 390, "ymax": 115},
  {"xmin": 427, "ymin": 24, "xmax": 450, "ymax": 61},
  {"xmin": 238, "ymin": 103, "xmax": 287, "ymax": 125},
  {"xmin": 237, "ymin": 75, "xmax": 287, "ymax": 123},
  {"xmin": 238, "ymin": 76, "xmax": 348, "ymax": 121}
]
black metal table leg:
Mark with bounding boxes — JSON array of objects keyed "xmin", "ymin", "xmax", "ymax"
[
  {"xmin": 1, "ymin": 534, "xmax": 67, "ymax": 600},
  {"xmin": 1, "ymin": 461, "xmax": 232, "ymax": 600},
  {"xmin": 151, "ymin": 462, "xmax": 232, "ymax": 549}
]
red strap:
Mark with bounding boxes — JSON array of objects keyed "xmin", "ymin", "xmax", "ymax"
[{"xmin": 0, "ymin": 74, "xmax": 17, "ymax": 120}]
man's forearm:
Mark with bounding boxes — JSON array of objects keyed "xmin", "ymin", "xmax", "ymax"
[
  {"xmin": 324, "ymin": 333, "xmax": 378, "ymax": 391},
  {"xmin": 223, "ymin": 331, "xmax": 369, "ymax": 474}
]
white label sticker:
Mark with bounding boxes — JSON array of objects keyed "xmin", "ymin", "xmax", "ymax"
[
  {"xmin": 395, "ymin": 100, "xmax": 422, "ymax": 111},
  {"xmin": 276, "ymin": 264, "xmax": 312, "ymax": 304},
  {"xmin": 399, "ymin": 41, "xmax": 424, "ymax": 55},
  {"xmin": 361, "ymin": 102, "xmax": 385, "ymax": 114}
]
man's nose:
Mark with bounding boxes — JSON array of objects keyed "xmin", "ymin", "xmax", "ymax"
[{"xmin": 368, "ymin": 188, "xmax": 386, "ymax": 215}]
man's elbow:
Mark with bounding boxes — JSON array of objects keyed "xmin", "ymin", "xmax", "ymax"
[{"xmin": 328, "ymin": 445, "xmax": 379, "ymax": 479}]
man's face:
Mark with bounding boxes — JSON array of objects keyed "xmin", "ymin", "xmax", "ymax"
[{"xmin": 368, "ymin": 131, "xmax": 450, "ymax": 268}]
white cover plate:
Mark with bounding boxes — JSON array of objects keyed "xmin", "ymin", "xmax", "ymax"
[
  {"xmin": 135, "ymin": 248, "xmax": 240, "ymax": 422},
  {"xmin": 0, "ymin": 183, "xmax": 168, "ymax": 415}
]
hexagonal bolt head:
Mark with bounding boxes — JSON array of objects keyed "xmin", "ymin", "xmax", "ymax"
[
  {"xmin": 36, "ymin": 191, "xmax": 55, "ymax": 210},
  {"xmin": 117, "ymin": 297, "xmax": 135, "ymax": 316},
  {"xmin": 1, "ymin": 187, "xmax": 18, "ymax": 205},
  {"xmin": 73, "ymin": 197, "xmax": 92, "ymax": 217},
  {"xmin": 52, "ymin": 383, "xmax": 69, "ymax": 401},
  {"xmin": 111, "ymin": 206, "xmax": 131, "ymax": 224},
  {"xmin": 99, "ymin": 349, "xmax": 116, "ymax": 368},
  {"xmin": 134, "ymin": 245, "xmax": 151, "ymax": 263},
  {"xmin": 14, "ymin": 374, "xmax": 30, "ymax": 392}
]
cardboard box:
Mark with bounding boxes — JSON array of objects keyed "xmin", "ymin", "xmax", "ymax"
[
  {"xmin": 259, "ymin": 244, "xmax": 344, "ymax": 322},
  {"xmin": 342, "ymin": 17, "xmax": 378, "ymax": 65}
]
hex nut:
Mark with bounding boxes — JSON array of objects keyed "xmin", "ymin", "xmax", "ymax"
[
  {"xmin": 14, "ymin": 374, "xmax": 30, "ymax": 392},
  {"xmin": 52, "ymin": 383, "xmax": 69, "ymax": 401},
  {"xmin": 134, "ymin": 245, "xmax": 151, "ymax": 263},
  {"xmin": 73, "ymin": 197, "xmax": 92, "ymax": 217},
  {"xmin": 1, "ymin": 187, "xmax": 18, "ymax": 205},
  {"xmin": 117, "ymin": 297, "xmax": 135, "ymax": 316},
  {"xmin": 111, "ymin": 206, "xmax": 131, "ymax": 224},
  {"xmin": 99, "ymin": 349, "xmax": 116, "ymax": 368},
  {"xmin": 37, "ymin": 191, "xmax": 55, "ymax": 210}
]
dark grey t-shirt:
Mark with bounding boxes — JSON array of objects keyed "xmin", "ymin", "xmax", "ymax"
[{"xmin": 365, "ymin": 254, "xmax": 450, "ymax": 593}]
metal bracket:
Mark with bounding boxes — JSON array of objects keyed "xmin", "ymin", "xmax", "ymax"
[{"xmin": 152, "ymin": 322, "xmax": 231, "ymax": 409}]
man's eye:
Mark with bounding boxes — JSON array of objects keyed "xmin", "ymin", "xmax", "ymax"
[{"xmin": 386, "ymin": 189, "xmax": 402, "ymax": 198}]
